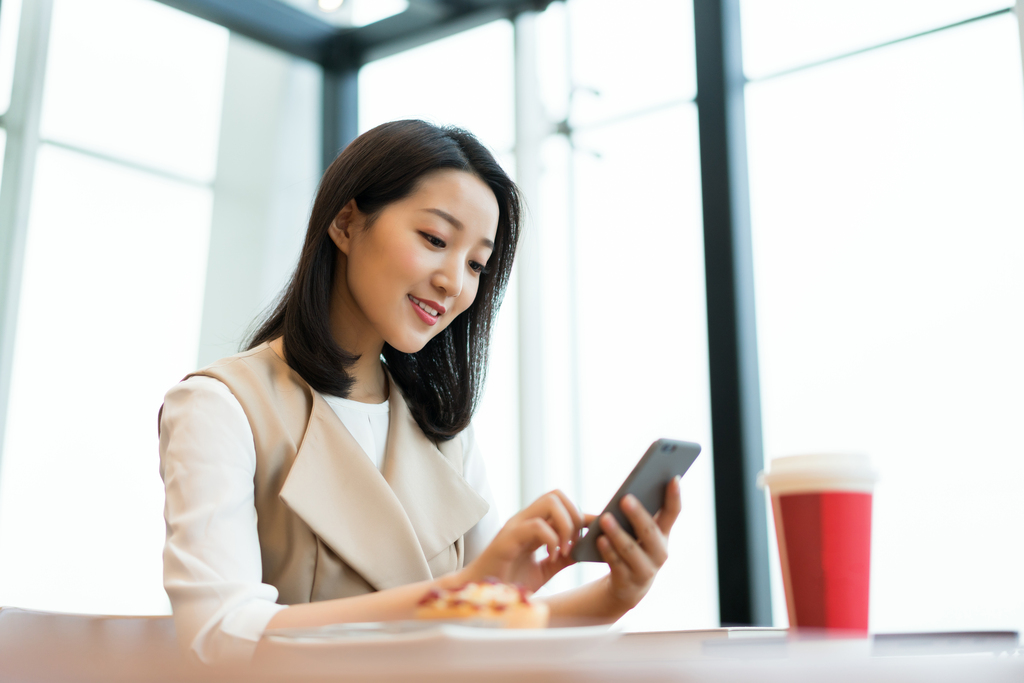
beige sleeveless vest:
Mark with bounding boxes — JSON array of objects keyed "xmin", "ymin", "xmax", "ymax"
[{"xmin": 181, "ymin": 340, "xmax": 489, "ymax": 605}]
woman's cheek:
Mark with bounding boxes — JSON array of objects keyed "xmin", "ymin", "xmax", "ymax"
[{"xmin": 396, "ymin": 248, "xmax": 429, "ymax": 276}]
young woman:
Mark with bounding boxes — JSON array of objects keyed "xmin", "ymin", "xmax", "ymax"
[{"xmin": 159, "ymin": 120, "xmax": 682, "ymax": 663}]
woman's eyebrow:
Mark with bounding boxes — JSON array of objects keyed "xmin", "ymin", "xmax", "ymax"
[
  {"xmin": 423, "ymin": 208, "xmax": 463, "ymax": 229},
  {"xmin": 422, "ymin": 208, "xmax": 494, "ymax": 249}
]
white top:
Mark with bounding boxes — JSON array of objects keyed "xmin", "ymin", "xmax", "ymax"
[{"xmin": 159, "ymin": 375, "xmax": 501, "ymax": 664}]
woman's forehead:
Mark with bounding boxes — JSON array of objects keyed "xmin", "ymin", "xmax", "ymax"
[{"xmin": 405, "ymin": 170, "xmax": 499, "ymax": 240}]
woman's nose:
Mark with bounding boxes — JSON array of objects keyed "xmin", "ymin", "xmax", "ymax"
[{"xmin": 432, "ymin": 257, "xmax": 463, "ymax": 299}]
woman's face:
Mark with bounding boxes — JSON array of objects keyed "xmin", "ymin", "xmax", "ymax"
[{"xmin": 329, "ymin": 169, "xmax": 500, "ymax": 354}]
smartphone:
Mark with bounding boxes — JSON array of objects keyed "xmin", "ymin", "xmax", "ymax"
[{"xmin": 571, "ymin": 439, "xmax": 701, "ymax": 563}]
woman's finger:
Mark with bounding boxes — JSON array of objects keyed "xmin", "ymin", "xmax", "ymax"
[
  {"xmin": 620, "ymin": 494, "xmax": 668, "ymax": 567},
  {"xmin": 548, "ymin": 489, "xmax": 584, "ymax": 530},
  {"xmin": 536, "ymin": 490, "xmax": 584, "ymax": 556},
  {"xmin": 575, "ymin": 514, "xmax": 598, "ymax": 550},
  {"xmin": 600, "ymin": 513, "xmax": 656, "ymax": 580},
  {"xmin": 596, "ymin": 535, "xmax": 629, "ymax": 577},
  {"xmin": 512, "ymin": 517, "xmax": 561, "ymax": 560},
  {"xmin": 546, "ymin": 494, "xmax": 579, "ymax": 556},
  {"xmin": 526, "ymin": 492, "xmax": 576, "ymax": 557},
  {"xmin": 653, "ymin": 476, "xmax": 682, "ymax": 537}
]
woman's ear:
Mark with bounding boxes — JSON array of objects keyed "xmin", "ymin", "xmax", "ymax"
[{"xmin": 328, "ymin": 199, "xmax": 360, "ymax": 255}]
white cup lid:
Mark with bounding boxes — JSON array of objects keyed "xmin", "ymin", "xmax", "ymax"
[{"xmin": 757, "ymin": 453, "xmax": 878, "ymax": 495}]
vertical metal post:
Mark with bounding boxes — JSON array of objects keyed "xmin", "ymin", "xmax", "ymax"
[
  {"xmin": 321, "ymin": 56, "xmax": 359, "ymax": 172},
  {"xmin": 1017, "ymin": 0, "xmax": 1024, "ymax": 96},
  {"xmin": 0, "ymin": 0, "xmax": 54, "ymax": 472},
  {"xmin": 693, "ymin": 0, "xmax": 772, "ymax": 625},
  {"xmin": 513, "ymin": 11, "xmax": 547, "ymax": 509}
]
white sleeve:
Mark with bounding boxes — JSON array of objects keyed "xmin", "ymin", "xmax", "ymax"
[
  {"xmin": 460, "ymin": 424, "xmax": 501, "ymax": 563},
  {"xmin": 159, "ymin": 376, "xmax": 287, "ymax": 664}
]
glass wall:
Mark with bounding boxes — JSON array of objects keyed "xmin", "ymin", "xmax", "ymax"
[
  {"xmin": 0, "ymin": 0, "xmax": 321, "ymax": 614},
  {"xmin": 743, "ymin": 3, "xmax": 1024, "ymax": 631},
  {"xmin": 0, "ymin": 0, "xmax": 227, "ymax": 614},
  {"xmin": 0, "ymin": 0, "xmax": 23, "ymax": 199},
  {"xmin": 0, "ymin": 0, "xmax": 23, "ymax": 117},
  {"xmin": 562, "ymin": 0, "xmax": 716, "ymax": 631}
]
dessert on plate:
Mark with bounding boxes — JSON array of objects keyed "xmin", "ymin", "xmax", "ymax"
[{"xmin": 415, "ymin": 579, "xmax": 549, "ymax": 629}]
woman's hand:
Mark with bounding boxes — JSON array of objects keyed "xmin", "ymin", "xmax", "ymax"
[
  {"xmin": 593, "ymin": 476, "xmax": 682, "ymax": 616},
  {"xmin": 462, "ymin": 489, "xmax": 584, "ymax": 592}
]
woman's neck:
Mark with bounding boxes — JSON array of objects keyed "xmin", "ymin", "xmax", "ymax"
[
  {"xmin": 328, "ymin": 262, "xmax": 388, "ymax": 404},
  {"xmin": 346, "ymin": 352, "xmax": 389, "ymax": 404}
]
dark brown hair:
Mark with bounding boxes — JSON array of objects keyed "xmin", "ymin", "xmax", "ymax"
[{"xmin": 247, "ymin": 120, "xmax": 522, "ymax": 441}]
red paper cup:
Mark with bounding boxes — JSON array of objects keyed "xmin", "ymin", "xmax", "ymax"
[{"xmin": 758, "ymin": 454, "xmax": 877, "ymax": 633}]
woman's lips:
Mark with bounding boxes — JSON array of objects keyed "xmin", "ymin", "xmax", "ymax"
[{"xmin": 408, "ymin": 295, "xmax": 440, "ymax": 326}]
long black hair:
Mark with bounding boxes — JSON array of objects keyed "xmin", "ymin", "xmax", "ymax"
[{"xmin": 247, "ymin": 120, "xmax": 522, "ymax": 442}]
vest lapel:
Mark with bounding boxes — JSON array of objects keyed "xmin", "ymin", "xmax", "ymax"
[
  {"xmin": 382, "ymin": 382, "xmax": 489, "ymax": 562},
  {"xmin": 278, "ymin": 391, "xmax": 433, "ymax": 591}
]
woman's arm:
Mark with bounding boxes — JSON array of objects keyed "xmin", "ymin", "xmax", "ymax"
[
  {"xmin": 265, "ymin": 488, "xmax": 586, "ymax": 629},
  {"xmin": 275, "ymin": 477, "xmax": 686, "ymax": 630},
  {"xmin": 160, "ymin": 378, "xmax": 288, "ymax": 663},
  {"xmin": 264, "ymin": 573, "xmax": 462, "ymax": 629}
]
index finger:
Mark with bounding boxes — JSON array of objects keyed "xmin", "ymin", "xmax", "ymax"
[
  {"xmin": 653, "ymin": 476, "xmax": 682, "ymax": 536},
  {"xmin": 548, "ymin": 489, "xmax": 584, "ymax": 530}
]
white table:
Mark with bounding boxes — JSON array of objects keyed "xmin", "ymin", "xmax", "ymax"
[{"xmin": 1, "ymin": 607, "xmax": 1020, "ymax": 682}]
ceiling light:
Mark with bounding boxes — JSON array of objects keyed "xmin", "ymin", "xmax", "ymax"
[{"xmin": 282, "ymin": 0, "xmax": 408, "ymax": 27}]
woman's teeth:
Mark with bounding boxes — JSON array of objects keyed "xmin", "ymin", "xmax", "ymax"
[{"xmin": 411, "ymin": 297, "xmax": 438, "ymax": 317}]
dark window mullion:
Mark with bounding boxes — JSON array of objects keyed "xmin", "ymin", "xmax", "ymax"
[{"xmin": 693, "ymin": 0, "xmax": 772, "ymax": 626}]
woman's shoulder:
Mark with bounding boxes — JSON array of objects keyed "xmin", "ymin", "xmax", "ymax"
[
  {"xmin": 188, "ymin": 339, "xmax": 309, "ymax": 399},
  {"xmin": 160, "ymin": 342, "xmax": 278, "ymax": 415},
  {"xmin": 159, "ymin": 375, "xmax": 255, "ymax": 464},
  {"xmin": 165, "ymin": 373, "xmax": 236, "ymax": 403},
  {"xmin": 191, "ymin": 341, "xmax": 279, "ymax": 377}
]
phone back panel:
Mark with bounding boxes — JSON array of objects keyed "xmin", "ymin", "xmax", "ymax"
[{"xmin": 572, "ymin": 439, "xmax": 701, "ymax": 563}]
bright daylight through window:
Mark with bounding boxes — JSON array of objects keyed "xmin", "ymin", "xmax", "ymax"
[{"xmin": 742, "ymin": 0, "xmax": 1024, "ymax": 632}]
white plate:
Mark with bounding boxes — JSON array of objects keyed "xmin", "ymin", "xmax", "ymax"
[{"xmin": 258, "ymin": 622, "xmax": 620, "ymax": 674}]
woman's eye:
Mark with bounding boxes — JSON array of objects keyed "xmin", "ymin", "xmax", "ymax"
[
  {"xmin": 469, "ymin": 261, "xmax": 490, "ymax": 275},
  {"xmin": 421, "ymin": 232, "xmax": 445, "ymax": 248}
]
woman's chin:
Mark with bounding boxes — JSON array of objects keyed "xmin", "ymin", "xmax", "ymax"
[
  {"xmin": 385, "ymin": 319, "xmax": 451, "ymax": 355},
  {"xmin": 386, "ymin": 335, "xmax": 431, "ymax": 355}
]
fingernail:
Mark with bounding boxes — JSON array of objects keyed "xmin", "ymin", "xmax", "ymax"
[
  {"xmin": 601, "ymin": 513, "xmax": 615, "ymax": 529},
  {"xmin": 622, "ymin": 495, "xmax": 636, "ymax": 510}
]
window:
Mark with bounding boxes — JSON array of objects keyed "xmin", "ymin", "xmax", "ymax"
[
  {"xmin": 0, "ymin": 0, "xmax": 322, "ymax": 615},
  {"xmin": 0, "ymin": 0, "xmax": 228, "ymax": 614},
  {"xmin": 744, "ymin": 6, "xmax": 1024, "ymax": 631},
  {"xmin": 0, "ymin": 0, "xmax": 23, "ymax": 117},
  {"xmin": 562, "ymin": 0, "xmax": 716, "ymax": 630}
]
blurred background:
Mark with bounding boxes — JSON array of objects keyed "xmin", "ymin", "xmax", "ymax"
[{"xmin": 0, "ymin": 0, "xmax": 1021, "ymax": 636}]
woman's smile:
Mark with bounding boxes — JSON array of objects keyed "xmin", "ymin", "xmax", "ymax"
[{"xmin": 408, "ymin": 294, "xmax": 445, "ymax": 325}]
